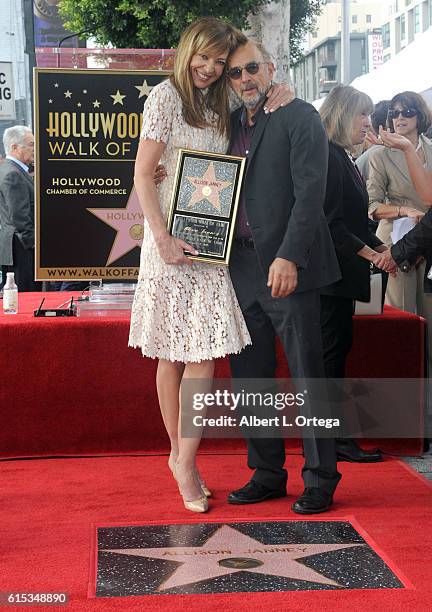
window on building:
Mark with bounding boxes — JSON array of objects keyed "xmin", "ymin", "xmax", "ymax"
[
  {"xmin": 366, "ymin": 14, "xmax": 372, "ymax": 23},
  {"xmin": 414, "ymin": 5, "xmax": 420, "ymax": 32},
  {"xmin": 382, "ymin": 23, "xmax": 391, "ymax": 49},
  {"xmin": 401, "ymin": 14, "xmax": 406, "ymax": 39},
  {"xmin": 352, "ymin": 15, "xmax": 358, "ymax": 24}
]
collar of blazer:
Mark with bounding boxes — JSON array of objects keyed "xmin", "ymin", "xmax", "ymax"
[
  {"xmin": 332, "ymin": 143, "xmax": 367, "ymax": 199},
  {"xmin": 230, "ymin": 105, "xmax": 271, "ymax": 175},
  {"xmin": 5, "ymin": 157, "xmax": 33, "ymax": 183}
]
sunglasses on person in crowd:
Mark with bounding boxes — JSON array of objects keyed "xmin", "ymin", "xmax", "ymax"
[
  {"xmin": 388, "ymin": 108, "xmax": 418, "ymax": 120},
  {"xmin": 227, "ymin": 61, "xmax": 267, "ymax": 80}
]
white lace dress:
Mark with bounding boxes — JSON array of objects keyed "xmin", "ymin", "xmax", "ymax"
[{"xmin": 128, "ymin": 79, "xmax": 251, "ymax": 362}]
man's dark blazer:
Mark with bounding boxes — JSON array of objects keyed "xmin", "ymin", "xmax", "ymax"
[
  {"xmin": 228, "ymin": 98, "xmax": 340, "ymax": 292},
  {"xmin": 391, "ymin": 207, "xmax": 432, "ymax": 264},
  {"xmin": 0, "ymin": 158, "xmax": 35, "ymax": 266},
  {"xmin": 320, "ymin": 142, "xmax": 383, "ymax": 302},
  {"xmin": 391, "ymin": 207, "xmax": 432, "ymax": 292}
]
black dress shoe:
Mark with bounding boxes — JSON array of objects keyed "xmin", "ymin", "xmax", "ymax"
[
  {"xmin": 291, "ymin": 487, "xmax": 333, "ymax": 514},
  {"xmin": 227, "ymin": 480, "xmax": 287, "ymax": 505},
  {"xmin": 336, "ymin": 439, "xmax": 383, "ymax": 463}
]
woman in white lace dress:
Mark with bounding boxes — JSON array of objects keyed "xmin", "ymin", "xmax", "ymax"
[{"xmin": 129, "ymin": 18, "xmax": 289, "ymax": 513}]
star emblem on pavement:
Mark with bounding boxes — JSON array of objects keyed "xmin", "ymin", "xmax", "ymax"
[
  {"xmin": 105, "ymin": 524, "xmax": 363, "ymax": 591},
  {"xmin": 186, "ymin": 162, "xmax": 232, "ymax": 212},
  {"xmin": 135, "ymin": 79, "xmax": 154, "ymax": 98},
  {"xmin": 110, "ymin": 90, "xmax": 126, "ymax": 105},
  {"xmin": 64, "ymin": 90, "xmax": 72, "ymax": 98},
  {"xmin": 92, "ymin": 100, "xmax": 101, "ymax": 108},
  {"xmin": 87, "ymin": 187, "xmax": 144, "ymax": 265}
]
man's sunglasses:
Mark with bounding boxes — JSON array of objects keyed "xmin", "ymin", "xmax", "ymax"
[
  {"xmin": 388, "ymin": 108, "xmax": 418, "ymax": 120},
  {"xmin": 227, "ymin": 61, "xmax": 267, "ymax": 80}
]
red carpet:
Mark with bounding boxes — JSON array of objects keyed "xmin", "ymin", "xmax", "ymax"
[
  {"xmin": 1, "ymin": 454, "xmax": 431, "ymax": 611},
  {"xmin": 0, "ymin": 292, "xmax": 425, "ymax": 458}
]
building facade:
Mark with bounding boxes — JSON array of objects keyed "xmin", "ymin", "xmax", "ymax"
[
  {"xmin": 382, "ymin": 0, "xmax": 432, "ymax": 61},
  {"xmin": 293, "ymin": 34, "xmax": 369, "ymax": 103},
  {"xmin": 307, "ymin": 1, "xmax": 387, "ymax": 48}
]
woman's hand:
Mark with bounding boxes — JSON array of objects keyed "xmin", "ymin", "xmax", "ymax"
[
  {"xmin": 264, "ymin": 83, "xmax": 295, "ymax": 114},
  {"xmin": 155, "ymin": 232, "xmax": 197, "ymax": 266},
  {"xmin": 400, "ymin": 206, "xmax": 425, "ymax": 223},
  {"xmin": 378, "ymin": 126, "xmax": 414, "ymax": 152},
  {"xmin": 154, "ymin": 164, "xmax": 167, "ymax": 186},
  {"xmin": 371, "ymin": 248, "xmax": 398, "ymax": 276}
]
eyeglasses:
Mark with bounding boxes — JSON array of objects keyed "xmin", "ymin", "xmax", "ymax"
[
  {"xmin": 226, "ymin": 61, "xmax": 267, "ymax": 80},
  {"xmin": 388, "ymin": 108, "xmax": 418, "ymax": 120}
]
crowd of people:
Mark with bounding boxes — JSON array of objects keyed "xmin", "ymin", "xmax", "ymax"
[{"xmin": 1, "ymin": 16, "xmax": 431, "ymax": 516}]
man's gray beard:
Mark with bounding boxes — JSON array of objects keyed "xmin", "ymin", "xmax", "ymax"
[{"xmin": 234, "ymin": 87, "xmax": 267, "ymax": 109}]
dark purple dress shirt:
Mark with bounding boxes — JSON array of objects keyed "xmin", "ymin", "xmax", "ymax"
[{"xmin": 229, "ymin": 105, "xmax": 264, "ymax": 239}]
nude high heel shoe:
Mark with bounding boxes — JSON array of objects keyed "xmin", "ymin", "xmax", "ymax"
[{"xmin": 181, "ymin": 493, "xmax": 209, "ymax": 513}]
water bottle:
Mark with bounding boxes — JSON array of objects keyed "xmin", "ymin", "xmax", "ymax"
[{"xmin": 3, "ymin": 272, "xmax": 18, "ymax": 314}]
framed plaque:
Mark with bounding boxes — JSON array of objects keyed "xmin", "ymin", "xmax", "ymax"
[{"xmin": 167, "ymin": 148, "xmax": 246, "ymax": 265}]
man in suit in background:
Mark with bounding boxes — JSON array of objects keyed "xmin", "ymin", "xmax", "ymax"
[
  {"xmin": 226, "ymin": 40, "xmax": 342, "ymax": 513},
  {"xmin": 0, "ymin": 126, "xmax": 40, "ymax": 291}
]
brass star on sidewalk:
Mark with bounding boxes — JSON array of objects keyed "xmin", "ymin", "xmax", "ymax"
[
  {"xmin": 186, "ymin": 162, "xmax": 232, "ymax": 212},
  {"xmin": 106, "ymin": 524, "xmax": 363, "ymax": 591},
  {"xmin": 110, "ymin": 90, "xmax": 126, "ymax": 105},
  {"xmin": 134, "ymin": 80, "xmax": 154, "ymax": 98}
]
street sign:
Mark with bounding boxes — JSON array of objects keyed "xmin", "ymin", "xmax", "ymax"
[{"xmin": 0, "ymin": 62, "xmax": 15, "ymax": 120}]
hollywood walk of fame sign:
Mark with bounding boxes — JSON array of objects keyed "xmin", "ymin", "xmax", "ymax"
[
  {"xmin": 167, "ymin": 149, "xmax": 246, "ymax": 264},
  {"xmin": 34, "ymin": 68, "xmax": 169, "ymax": 280},
  {"xmin": 94, "ymin": 520, "xmax": 405, "ymax": 597}
]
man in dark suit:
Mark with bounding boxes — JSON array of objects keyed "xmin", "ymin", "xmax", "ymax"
[
  {"xmin": 0, "ymin": 126, "xmax": 39, "ymax": 291},
  {"xmin": 225, "ymin": 40, "xmax": 342, "ymax": 513}
]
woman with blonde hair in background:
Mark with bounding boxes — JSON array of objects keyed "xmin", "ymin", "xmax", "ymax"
[
  {"xmin": 319, "ymin": 85, "xmax": 394, "ymax": 463},
  {"xmin": 129, "ymin": 17, "xmax": 291, "ymax": 513}
]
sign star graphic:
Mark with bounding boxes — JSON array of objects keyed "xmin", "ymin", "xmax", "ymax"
[
  {"xmin": 87, "ymin": 188, "xmax": 144, "ymax": 265},
  {"xmin": 92, "ymin": 100, "xmax": 101, "ymax": 108},
  {"xmin": 105, "ymin": 524, "xmax": 363, "ymax": 591},
  {"xmin": 64, "ymin": 90, "xmax": 72, "ymax": 98},
  {"xmin": 135, "ymin": 80, "xmax": 154, "ymax": 98},
  {"xmin": 186, "ymin": 162, "xmax": 232, "ymax": 212},
  {"xmin": 111, "ymin": 90, "xmax": 126, "ymax": 105}
]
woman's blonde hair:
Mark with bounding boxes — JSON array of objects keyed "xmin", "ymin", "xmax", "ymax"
[
  {"xmin": 171, "ymin": 17, "xmax": 247, "ymax": 135},
  {"xmin": 319, "ymin": 85, "xmax": 374, "ymax": 150}
]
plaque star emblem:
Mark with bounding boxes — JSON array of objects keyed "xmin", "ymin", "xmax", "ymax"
[
  {"xmin": 92, "ymin": 100, "xmax": 101, "ymax": 108},
  {"xmin": 106, "ymin": 524, "xmax": 363, "ymax": 591},
  {"xmin": 54, "ymin": 83, "xmax": 59, "ymax": 88},
  {"xmin": 48, "ymin": 99, "xmax": 53, "ymax": 104},
  {"xmin": 87, "ymin": 188, "xmax": 144, "ymax": 265},
  {"xmin": 110, "ymin": 90, "xmax": 126, "ymax": 105},
  {"xmin": 186, "ymin": 162, "xmax": 232, "ymax": 212},
  {"xmin": 64, "ymin": 90, "xmax": 72, "ymax": 98},
  {"xmin": 77, "ymin": 102, "xmax": 82, "ymax": 107},
  {"xmin": 134, "ymin": 80, "xmax": 154, "ymax": 98}
]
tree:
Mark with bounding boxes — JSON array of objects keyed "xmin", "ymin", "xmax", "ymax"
[
  {"xmin": 290, "ymin": 0, "xmax": 324, "ymax": 64},
  {"xmin": 59, "ymin": 0, "xmax": 323, "ymax": 68},
  {"xmin": 58, "ymin": 0, "xmax": 272, "ymax": 49}
]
